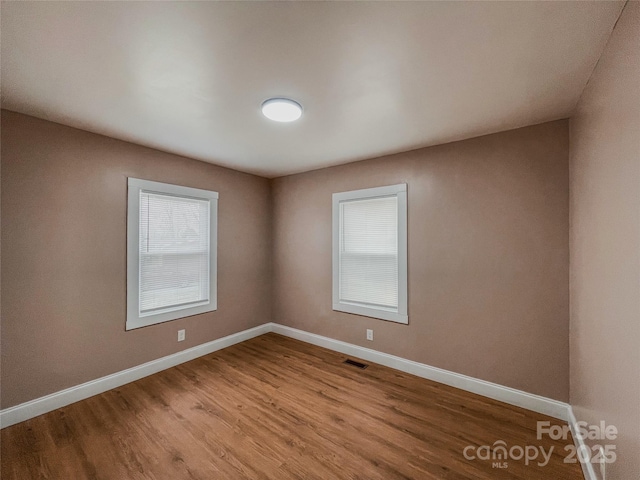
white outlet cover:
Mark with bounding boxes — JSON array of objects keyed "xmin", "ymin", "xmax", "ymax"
[
  {"xmin": 178, "ymin": 329, "xmax": 186, "ymax": 341},
  {"xmin": 366, "ymin": 329, "xmax": 373, "ymax": 341}
]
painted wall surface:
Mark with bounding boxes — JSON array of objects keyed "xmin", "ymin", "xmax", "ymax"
[
  {"xmin": 569, "ymin": 2, "xmax": 640, "ymax": 479},
  {"xmin": 272, "ymin": 120, "xmax": 570, "ymax": 401},
  {"xmin": 0, "ymin": 111, "xmax": 272, "ymax": 409}
]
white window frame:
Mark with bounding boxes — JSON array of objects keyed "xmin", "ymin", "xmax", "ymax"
[
  {"xmin": 126, "ymin": 178, "xmax": 218, "ymax": 330},
  {"xmin": 332, "ymin": 184, "xmax": 408, "ymax": 324}
]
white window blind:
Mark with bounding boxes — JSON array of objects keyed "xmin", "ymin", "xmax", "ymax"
[
  {"xmin": 139, "ymin": 192, "xmax": 210, "ymax": 314},
  {"xmin": 127, "ymin": 178, "xmax": 218, "ymax": 330},
  {"xmin": 332, "ymin": 184, "xmax": 408, "ymax": 324},
  {"xmin": 340, "ymin": 196, "xmax": 398, "ymax": 309}
]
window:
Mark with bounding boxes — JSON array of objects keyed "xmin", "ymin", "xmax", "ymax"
[
  {"xmin": 127, "ymin": 178, "xmax": 218, "ymax": 330},
  {"xmin": 332, "ymin": 184, "xmax": 408, "ymax": 324}
]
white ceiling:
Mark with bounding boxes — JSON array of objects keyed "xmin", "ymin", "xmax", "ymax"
[{"xmin": 1, "ymin": 1, "xmax": 625, "ymax": 178}]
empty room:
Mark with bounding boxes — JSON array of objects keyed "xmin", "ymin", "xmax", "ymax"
[{"xmin": 1, "ymin": 1, "xmax": 638, "ymax": 479}]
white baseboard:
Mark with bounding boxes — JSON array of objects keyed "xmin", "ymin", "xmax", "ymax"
[
  {"xmin": 0, "ymin": 323, "xmax": 271, "ymax": 429},
  {"xmin": 1, "ymin": 321, "xmax": 571, "ymax": 431},
  {"xmin": 568, "ymin": 406, "xmax": 599, "ymax": 480},
  {"xmin": 270, "ymin": 323, "xmax": 571, "ymax": 421}
]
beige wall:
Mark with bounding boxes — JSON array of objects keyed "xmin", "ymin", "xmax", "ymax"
[
  {"xmin": 0, "ymin": 110, "xmax": 272, "ymax": 409},
  {"xmin": 0, "ymin": 113, "xmax": 572, "ymax": 409},
  {"xmin": 569, "ymin": 2, "xmax": 640, "ymax": 479},
  {"xmin": 272, "ymin": 120, "xmax": 570, "ymax": 401}
]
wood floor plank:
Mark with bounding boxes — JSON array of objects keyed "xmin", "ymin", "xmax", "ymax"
[{"xmin": 1, "ymin": 333, "xmax": 584, "ymax": 479}]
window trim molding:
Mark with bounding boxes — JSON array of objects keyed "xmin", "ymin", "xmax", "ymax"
[
  {"xmin": 332, "ymin": 183, "xmax": 408, "ymax": 324},
  {"xmin": 126, "ymin": 178, "xmax": 218, "ymax": 331}
]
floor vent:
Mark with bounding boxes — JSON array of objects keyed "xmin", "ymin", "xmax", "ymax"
[{"xmin": 343, "ymin": 359, "xmax": 368, "ymax": 369}]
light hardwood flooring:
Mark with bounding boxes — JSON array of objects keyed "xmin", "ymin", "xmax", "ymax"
[{"xmin": 1, "ymin": 333, "xmax": 583, "ymax": 479}]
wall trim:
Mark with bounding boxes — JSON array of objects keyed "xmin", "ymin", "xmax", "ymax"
[
  {"xmin": 0, "ymin": 323, "xmax": 271, "ymax": 429},
  {"xmin": 568, "ymin": 406, "xmax": 598, "ymax": 480},
  {"xmin": 2, "ymin": 322, "xmax": 572, "ymax": 431},
  {"xmin": 270, "ymin": 323, "xmax": 571, "ymax": 421}
]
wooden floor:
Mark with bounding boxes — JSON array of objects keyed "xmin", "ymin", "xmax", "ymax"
[{"xmin": 1, "ymin": 333, "xmax": 583, "ymax": 479}]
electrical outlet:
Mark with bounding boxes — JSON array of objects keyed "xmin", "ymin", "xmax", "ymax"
[
  {"xmin": 178, "ymin": 329, "xmax": 185, "ymax": 342},
  {"xmin": 366, "ymin": 329, "xmax": 373, "ymax": 341}
]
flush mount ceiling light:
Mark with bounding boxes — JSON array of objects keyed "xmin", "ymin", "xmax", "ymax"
[{"xmin": 261, "ymin": 98, "xmax": 303, "ymax": 122}]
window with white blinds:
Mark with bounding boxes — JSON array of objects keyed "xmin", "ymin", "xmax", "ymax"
[
  {"xmin": 332, "ymin": 184, "xmax": 408, "ymax": 324},
  {"xmin": 127, "ymin": 178, "xmax": 218, "ymax": 330}
]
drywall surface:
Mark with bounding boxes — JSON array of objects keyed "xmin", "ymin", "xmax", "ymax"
[
  {"xmin": 569, "ymin": 2, "xmax": 640, "ymax": 478},
  {"xmin": 273, "ymin": 120, "xmax": 570, "ymax": 401},
  {"xmin": 1, "ymin": 111, "xmax": 272, "ymax": 408}
]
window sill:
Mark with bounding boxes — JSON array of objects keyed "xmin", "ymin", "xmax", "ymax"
[{"xmin": 333, "ymin": 302, "xmax": 408, "ymax": 324}]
